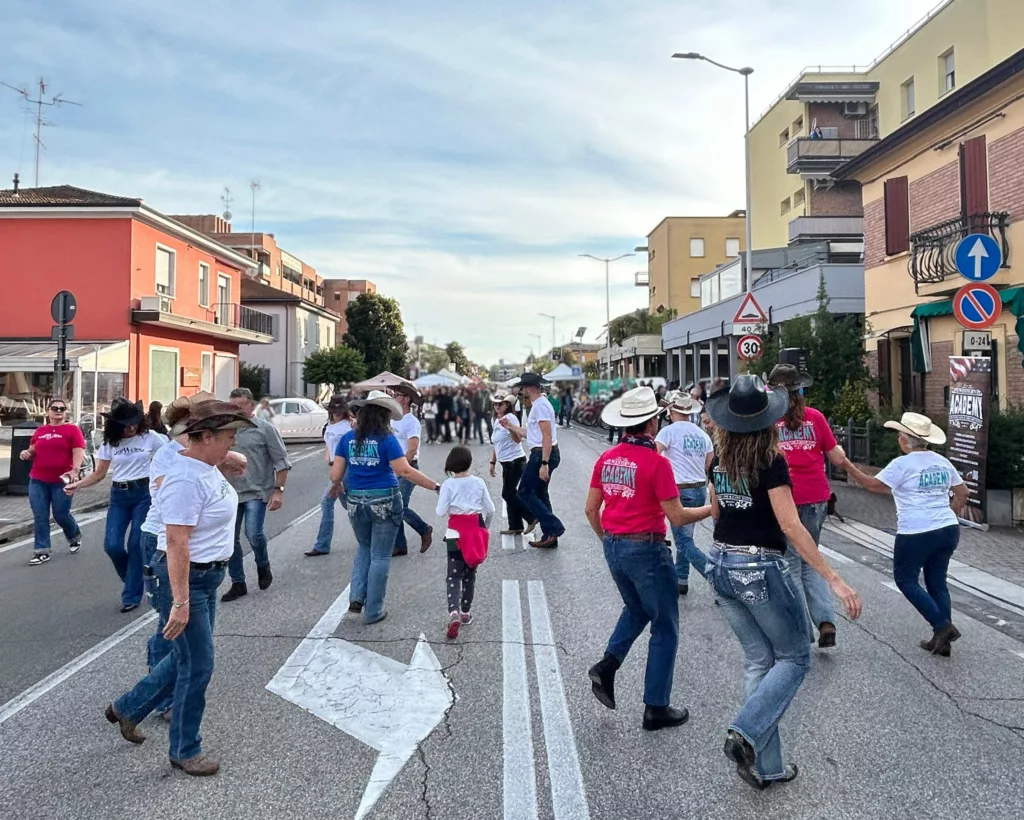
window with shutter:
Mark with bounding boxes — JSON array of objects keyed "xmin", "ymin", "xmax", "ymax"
[
  {"xmin": 960, "ymin": 136, "xmax": 988, "ymax": 230},
  {"xmin": 155, "ymin": 247, "xmax": 175, "ymax": 296},
  {"xmin": 883, "ymin": 177, "xmax": 910, "ymax": 256}
]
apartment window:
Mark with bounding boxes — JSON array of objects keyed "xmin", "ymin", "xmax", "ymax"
[
  {"xmin": 725, "ymin": 238, "xmax": 741, "ymax": 258},
  {"xmin": 690, "ymin": 278, "xmax": 701, "ymax": 298},
  {"xmin": 689, "ymin": 238, "xmax": 705, "ymax": 258},
  {"xmin": 200, "ymin": 351, "xmax": 213, "ymax": 392},
  {"xmin": 198, "ymin": 263, "xmax": 210, "ymax": 307},
  {"xmin": 155, "ymin": 246, "xmax": 175, "ymax": 297},
  {"xmin": 649, "ymin": 248, "xmax": 656, "ymax": 261},
  {"xmin": 780, "ymin": 196, "xmax": 792, "ymax": 215},
  {"xmin": 217, "ymin": 274, "xmax": 231, "ymax": 325},
  {"xmin": 778, "ymin": 127, "xmax": 790, "ymax": 147},
  {"xmin": 883, "ymin": 176, "xmax": 910, "ymax": 256},
  {"xmin": 792, "ymin": 116, "xmax": 804, "ymax": 135},
  {"xmin": 333, "ymin": 292, "xmax": 342, "ymax": 301},
  {"xmin": 793, "ymin": 188, "xmax": 805, "ymax": 207},
  {"xmin": 941, "ymin": 49, "xmax": 955, "ymax": 94},
  {"xmin": 901, "ymin": 77, "xmax": 916, "ymax": 120}
]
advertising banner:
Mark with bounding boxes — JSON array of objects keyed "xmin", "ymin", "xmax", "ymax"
[{"xmin": 947, "ymin": 356, "xmax": 992, "ymax": 527}]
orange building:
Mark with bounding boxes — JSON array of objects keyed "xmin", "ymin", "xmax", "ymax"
[
  {"xmin": 322, "ymin": 279, "xmax": 377, "ymax": 343},
  {"xmin": 0, "ymin": 185, "xmax": 273, "ymax": 413}
]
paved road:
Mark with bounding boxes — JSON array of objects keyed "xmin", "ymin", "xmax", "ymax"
[
  {"xmin": 0, "ymin": 442, "xmax": 328, "ymax": 704},
  {"xmin": 2, "ymin": 432, "xmax": 1023, "ymax": 819}
]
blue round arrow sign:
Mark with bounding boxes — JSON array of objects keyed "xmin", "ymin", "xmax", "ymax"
[{"xmin": 954, "ymin": 233, "xmax": 1002, "ymax": 281}]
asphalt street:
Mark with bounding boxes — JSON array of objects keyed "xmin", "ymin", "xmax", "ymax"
[{"xmin": 2, "ymin": 431, "xmax": 1023, "ymax": 820}]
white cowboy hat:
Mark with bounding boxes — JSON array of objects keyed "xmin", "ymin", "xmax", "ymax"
[
  {"xmin": 666, "ymin": 390, "xmax": 703, "ymax": 415},
  {"xmin": 600, "ymin": 386, "xmax": 665, "ymax": 428},
  {"xmin": 490, "ymin": 391, "xmax": 515, "ymax": 405},
  {"xmin": 350, "ymin": 390, "xmax": 403, "ymax": 421},
  {"xmin": 884, "ymin": 412, "xmax": 946, "ymax": 445}
]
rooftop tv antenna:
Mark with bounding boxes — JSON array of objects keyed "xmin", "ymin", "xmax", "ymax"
[
  {"xmin": 1, "ymin": 78, "xmax": 82, "ymax": 186},
  {"xmin": 250, "ymin": 179, "xmax": 261, "ymax": 250},
  {"xmin": 221, "ymin": 186, "xmax": 233, "ymax": 221}
]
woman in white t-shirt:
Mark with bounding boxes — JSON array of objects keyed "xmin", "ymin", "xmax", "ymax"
[
  {"xmin": 306, "ymin": 397, "xmax": 353, "ymax": 557},
  {"xmin": 105, "ymin": 400, "xmax": 256, "ymax": 777},
  {"xmin": 845, "ymin": 412, "xmax": 968, "ymax": 657},
  {"xmin": 488, "ymin": 391, "xmax": 532, "ymax": 535},
  {"xmin": 67, "ymin": 398, "xmax": 166, "ymax": 613}
]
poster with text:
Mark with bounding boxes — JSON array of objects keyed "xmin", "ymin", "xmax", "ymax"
[{"xmin": 947, "ymin": 356, "xmax": 991, "ymax": 526}]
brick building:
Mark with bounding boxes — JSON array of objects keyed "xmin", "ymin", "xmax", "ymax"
[{"xmin": 322, "ymin": 279, "xmax": 377, "ymax": 344}]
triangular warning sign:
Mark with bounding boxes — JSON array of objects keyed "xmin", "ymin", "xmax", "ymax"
[{"xmin": 733, "ymin": 292, "xmax": 767, "ymax": 324}]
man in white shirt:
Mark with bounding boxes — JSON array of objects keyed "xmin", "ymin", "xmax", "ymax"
[
  {"xmin": 392, "ymin": 392, "xmax": 434, "ymax": 556},
  {"xmin": 509, "ymin": 372, "xmax": 563, "ymax": 549},
  {"xmin": 656, "ymin": 391, "xmax": 715, "ymax": 595}
]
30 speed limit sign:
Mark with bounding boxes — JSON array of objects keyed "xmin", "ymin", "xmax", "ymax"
[{"xmin": 737, "ymin": 334, "xmax": 763, "ymax": 361}]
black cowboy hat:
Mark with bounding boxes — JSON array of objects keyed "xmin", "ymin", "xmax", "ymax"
[
  {"xmin": 767, "ymin": 364, "xmax": 813, "ymax": 392},
  {"xmin": 101, "ymin": 397, "xmax": 144, "ymax": 427},
  {"xmin": 518, "ymin": 372, "xmax": 550, "ymax": 388},
  {"xmin": 705, "ymin": 375, "xmax": 788, "ymax": 434}
]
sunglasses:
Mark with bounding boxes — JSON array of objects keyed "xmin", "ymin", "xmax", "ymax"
[{"xmin": 49, "ymin": 406, "xmax": 67, "ymax": 412}]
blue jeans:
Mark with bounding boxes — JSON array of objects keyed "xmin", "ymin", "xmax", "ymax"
[
  {"xmin": 228, "ymin": 499, "xmax": 270, "ymax": 584},
  {"xmin": 893, "ymin": 524, "xmax": 959, "ymax": 629},
  {"xmin": 602, "ymin": 536, "xmax": 680, "ymax": 707},
  {"xmin": 517, "ymin": 448, "xmax": 564, "ymax": 539},
  {"xmin": 348, "ymin": 488, "xmax": 403, "ymax": 624},
  {"xmin": 311, "ymin": 483, "xmax": 348, "ymax": 554},
  {"xmin": 28, "ymin": 478, "xmax": 80, "ymax": 552},
  {"xmin": 670, "ymin": 486, "xmax": 709, "ymax": 582},
  {"xmin": 114, "ymin": 555, "xmax": 224, "ymax": 762},
  {"xmin": 707, "ymin": 547, "xmax": 812, "ymax": 781},
  {"xmin": 105, "ymin": 483, "xmax": 151, "ymax": 608},
  {"xmin": 393, "ymin": 474, "xmax": 430, "ymax": 553},
  {"xmin": 784, "ymin": 501, "xmax": 836, "ymax": 634},
  {"xmin": 142, "ymin": 532, "xmax": 174, "ymax": 714}
]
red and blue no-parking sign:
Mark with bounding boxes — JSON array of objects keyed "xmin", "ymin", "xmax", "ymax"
[{"xmin": 952, "ymin": 283, "xmax": 1002, "ymax": 330}]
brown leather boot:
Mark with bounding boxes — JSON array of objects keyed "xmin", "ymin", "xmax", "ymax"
[
  {"xmin": 105, "ymin": 704, "xmax": 145, "ymax": 744},
  {"xmin": 171, "ymin": 755, "xmax": 221, "ymax": 776}
]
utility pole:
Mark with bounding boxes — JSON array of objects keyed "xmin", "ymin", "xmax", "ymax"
[
  {"xmin": 250, "ymin": 180, "xmax": 261, "ymax": 253},
  {"xmin": 2, "ymin": 78, "xmax": 82, "ymax": 187}
]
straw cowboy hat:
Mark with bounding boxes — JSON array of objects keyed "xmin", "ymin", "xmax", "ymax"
[
  {"xmin": 666, "ymin": 390, "xmax": 703, "ymax": 415},
  {"xmin": 884, "ymin": 412, "xmax": 946, "ymax": 446},
  {"xmin": 179, "ymin": 400, "xmax": 257, "ymax": 436},
  {"xmin": 705, "ymin": 375, "xmax": 788, "ymax": 434},
  {"xmin": 167, "ymin": 391, "xmax": 217, "ymax": 436},
  {"xmin": 490, "ymin": 391, "xmax": 515, "ymax": 406},
  {"xmin": 349, "ymin": 390, "xmax": 403, "ymax": 421},
  {"xmin": 767, "ymin": 363, "xmax": 813, "ymax": 392},
  {"xmin": 600, "ymin": 386, "xmax": 665, "ymax": 429}
]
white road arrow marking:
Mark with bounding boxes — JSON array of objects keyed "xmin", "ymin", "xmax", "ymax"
[
  {"xmin": 267, "ymin": 586, "xmax": 454, "ymax": 820},
  {"xmin": 968, "ymin": 237, "xmax": 989, "ymax": 279}
]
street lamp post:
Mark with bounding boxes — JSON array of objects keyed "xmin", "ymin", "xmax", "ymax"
[
  {"xmin": 579, "ymin": 252, "xmax": 635, "ymax": 379},
  {"xmin": 672, "ymin": 52, "xmax": 754, "ymax": 294},
  {"xmin": 539, "ymin": 313, "xmax": 556, "ymax": 360},
  {"xmin": 527, "ymin": 334, "xmax": 542, "ymax": 368}
]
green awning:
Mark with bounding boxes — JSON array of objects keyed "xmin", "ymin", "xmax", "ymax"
[{"xmin": 910, "ymin": 286, "xmax": 1024, "ymax": 371}]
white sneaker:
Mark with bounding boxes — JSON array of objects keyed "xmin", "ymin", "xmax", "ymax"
[{"xmin": 29, "ymin": 553, "xmax": 51, "ymax": 566}]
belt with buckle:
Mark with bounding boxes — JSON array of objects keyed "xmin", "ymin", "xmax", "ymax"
[
  {"xmin": 112, "ymin": 477, "xmax": 148, "ymax": 490},
  {"xmin": 676, "ymin": 481, "xmax": 705, "ymax": 489},
  {"xmin": 604, "ymin": 531, "xmax": 668, "ymax": 543},
  {"xmin": 190, "ymin": 560, "xmax": 229, "ymax": 570},
  {"xmin": 715, "ymin": 543, "xmax": 785, "ymax": 558}
]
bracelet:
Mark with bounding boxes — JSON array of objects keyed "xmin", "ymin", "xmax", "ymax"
[{"xmin": 172, "ymin": 599, "xmax": 189, "ymax": 609}]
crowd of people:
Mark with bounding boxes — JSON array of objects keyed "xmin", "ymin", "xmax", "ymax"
[{"xmin": 19, "ymin": 362, "xmax": 970, "ymax": 786}]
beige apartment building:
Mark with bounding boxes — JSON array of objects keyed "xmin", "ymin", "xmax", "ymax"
[
  {"xmin": 748, "ymin": 0, "xmax": 1024, "ymax": 252},
  {"xmin": 638, "ymin": 213, "xmax": 746, "ymax": 317}
]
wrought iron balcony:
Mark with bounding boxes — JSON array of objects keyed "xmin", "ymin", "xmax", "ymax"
[
  {"xmin": 212, "ymin": 303, "xmax": 275, "ymax": 337},
  {"xmin": 908, "ymin": 212, "xmax": 1011, "ymax": 293},
  {"xmin": 786, "ymin": 137, "xmax": 878, "ymax": 174}
]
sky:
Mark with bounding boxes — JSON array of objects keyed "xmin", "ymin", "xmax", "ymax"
[{"xmin": 1, "ymin": 0, "xmax": 941, "ymax": 366}]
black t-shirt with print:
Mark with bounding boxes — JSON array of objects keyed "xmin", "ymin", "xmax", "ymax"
[{"xmin": 711, "ymin": 453, "xmax": 792, "ymax": 552}]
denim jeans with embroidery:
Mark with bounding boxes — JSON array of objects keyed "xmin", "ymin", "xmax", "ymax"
[{"xmin": 347, "ymin": 488, "xmax": 403, "ymax": 623}]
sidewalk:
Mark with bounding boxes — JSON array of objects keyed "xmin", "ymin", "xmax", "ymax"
[
  {"xmin": 829, "ymin": 479, "xmax": 1024, "ymax": 587},
  {"xmin": 0, "ymin": 481, "xmax": 111, "ymax": 544}
]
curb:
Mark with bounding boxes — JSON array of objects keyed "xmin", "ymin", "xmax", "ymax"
[{"xmin": 0, "ymin": 499, "xmax": 110, "ymax": 545}]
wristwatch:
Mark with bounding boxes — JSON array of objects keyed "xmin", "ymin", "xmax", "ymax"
[
  {"xmin": 541, "ymin": 460, "xmax": 550, "ymax": 466},
  {"xmin": 275, "ymin": 486, "xmax": 285, "ymax": 492}
]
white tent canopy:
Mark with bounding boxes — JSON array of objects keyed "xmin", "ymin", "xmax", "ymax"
[
  {"xmin": 544, "ymin": 362, "xmax": 583, "ymax": 382},
  {"xmin": 415, "ymin": 372, "xmax": 460, "ymax": 388}
]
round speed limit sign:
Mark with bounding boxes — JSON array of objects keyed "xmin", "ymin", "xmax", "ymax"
[{"xmin": 737, "ymin": 334, "xmax": 763, "ymax": 361}]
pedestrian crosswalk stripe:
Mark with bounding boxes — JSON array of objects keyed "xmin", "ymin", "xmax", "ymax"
[{"xmin": 502, "ymin": 580, "xmax": 538, "ymax": 819}]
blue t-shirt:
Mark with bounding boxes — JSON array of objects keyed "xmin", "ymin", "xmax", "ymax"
[{"xmin": 336, "ymin": 431, "xmax": 404, "ymax": 490}]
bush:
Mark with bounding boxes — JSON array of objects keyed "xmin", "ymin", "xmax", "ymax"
[
  {"xmin": 986, "ymin": 405, "xmax": 1024, "ymax": 490},
  {"xmin": 830, "ymin": 381, "xmax": 874, "ymax": 425}
]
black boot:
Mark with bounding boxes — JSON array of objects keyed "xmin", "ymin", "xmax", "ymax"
[
  {"xmin": 723, "ymin": 729, "xmax": 767, "ymax": 790},
  {"xmin": 930, "ymin": 621, "xmax": 961, "ymax": 655},
  {"xmin": 257, "ymin": 564, "xmax": 273, "ymax": 591},
  {"xmin": 221, "ymin": 582, "xmax": 247, "ymax": 602},
  {"xmin": 588, "ymin": 654, "xmax": 620, "ymax": 710},
  {"xmin": 642, "ymin": 705, "xmax": 689, "ymax": 731}
]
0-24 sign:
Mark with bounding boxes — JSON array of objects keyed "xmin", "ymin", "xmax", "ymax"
[{"xmin": 737, "ymin": 334, "xmax": 763, "ymax": 361}]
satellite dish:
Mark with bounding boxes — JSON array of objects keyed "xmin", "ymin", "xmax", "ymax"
[{"xmin": 223, "ymin": 210, "xmax": 233, "ymax": 221}]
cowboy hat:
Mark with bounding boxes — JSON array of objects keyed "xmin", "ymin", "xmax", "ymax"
[
  {"xmin": 102, "ymin": 397, "xmax": 144, "ymax": 428},
  {"xmin": 350, "ymin": 389, "xmax": 403, "ymax": 421},
  {"xmin": 705, "ymin": 375, "xmax": 788, "ymax": 434},
  {"xmin": 884, "ymin": 412, "xmax": 946, "ymax": 446},
  {"xmin": 518, "ymin": 372, "xmax": 550, "ymax": 388},
  {"xmin": 767, "ymin": 364, "xmax": 813, "ymax": 392},
  {"xmin": 490, "ymin": 390, "xmax": 515, "ymax": 405},
  {"xmin": 666, "ymin": 390, "xmax": 703, "ymax": 415},
  {"xmin": 167, "ymin": 391, "xmax": 217, "ymax": 437},
  {"xmin": 179, "ymin": 400, "xmax": 258, "ymax": 436},
  {"xmin": 601, "ymin": 386, "xmax": 665, "ymax": 429}
]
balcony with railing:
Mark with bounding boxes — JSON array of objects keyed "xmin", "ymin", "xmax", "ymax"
[
  {"xmin": 132, "ymin": 298, "xmax": 274, "ymax": 343},
  {"xmin": 787, "ymin": 137, "xmax": 878, "ymax": 174},
  {"xmin": 908, "ymin": 212, "xmax": 1011, "ymax": 295},
  {"xmin": 211, "ymin": 303, "xmax": 275, "ymax": 337},
  {"xmin": 635, "ymin": 271, "xmax": 649, "ymax": 287},
  {"xmin": 789, "ymin": 215, "xmax": 864, "ymax": 244}
]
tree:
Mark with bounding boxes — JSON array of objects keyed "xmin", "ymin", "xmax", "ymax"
[
  {"xmin": 583, "ymin": 359, "xmax": 601, "ymax": 379},
  {"xmin": 561, "ymin": 348, "xmax": 578, "ymax": 366},
  {"xmin": 302, "ymin": 346, "xmax": 367, "ymax": 392},
  {"xmin": 445, "ymin": 341, "xmax": 471, "ymax": 376},
  {"xmin": 609, "ymin": 308, "xmax": 677, "ymax": 345},
  {"xmin": 422, "ymin": 347, "xmax": 449, "ymax": 374},
  {"xmin": 805, "ymin": 273, "xmax": 868, "ymax": 418},
  {"xmin": 239, "ymin": 362, "xmax": 268, "ymax": 398},
  {"xmin": 343, "ymin": 293, "xmax": 409, "ymax": 376}
]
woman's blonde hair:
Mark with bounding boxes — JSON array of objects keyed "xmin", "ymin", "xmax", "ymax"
[{"xmin": 715, "ymin": 425, "xmax": 780, "ymax": 489}]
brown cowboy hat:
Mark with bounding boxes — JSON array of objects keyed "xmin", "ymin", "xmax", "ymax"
[
  {"xmin": 767, "ymin": 364, "xmax": 813, "ymax": 392},
  {"xmin": 179, "ymin": 400, "xmax": 257, "ymax": 436}
]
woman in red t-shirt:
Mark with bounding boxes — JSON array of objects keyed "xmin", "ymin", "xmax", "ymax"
[
  {"xmin": 20, "ymin": 400, "xmax": 86, "ymax": 565},
  {"xmin": 768, "ymin": 365, "xmax": 849, "ymax": 649}
]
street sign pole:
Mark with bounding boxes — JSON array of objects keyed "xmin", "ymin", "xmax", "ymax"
[{"xmin": 50, "ymin": 290, "xmax": 77, "ymax": 402}]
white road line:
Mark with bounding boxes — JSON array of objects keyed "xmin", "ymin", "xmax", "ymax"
[
  {"xmin": 0, "ymin": 610, "xmax": 158, "ymax": 726},
  {"xmin": 819, "ymin": 546, "xmax": 854, "ymax": 565},
  {"xmin": 291, "ymin": 448, "xmax": 323, "ymax": 463},
  {"xmin": 0, "ymin": 512, "xmax": 105, "ymax": 555},
  {"xmin": 1010, "ymin": 650, "xmax": 1024, "ymax": 662},
  {"xmin": 527, "ymin": 580, "xmax": 590, "ymax": 820},
  {"xmin": 285, "ymin": 506, "xmax": 320, "ymax": 530},
  {"xmin": 882, "ymin": 581, "xmax": 900, "ymax": 592},
  {"xmin": 503, "ymin": 580, "xmax": 538, "ymax": 820}
]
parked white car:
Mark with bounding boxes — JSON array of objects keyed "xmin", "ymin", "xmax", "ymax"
[{"xmin": 267, "ymin": 398, "xmax": 329, "ymax": 442}]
